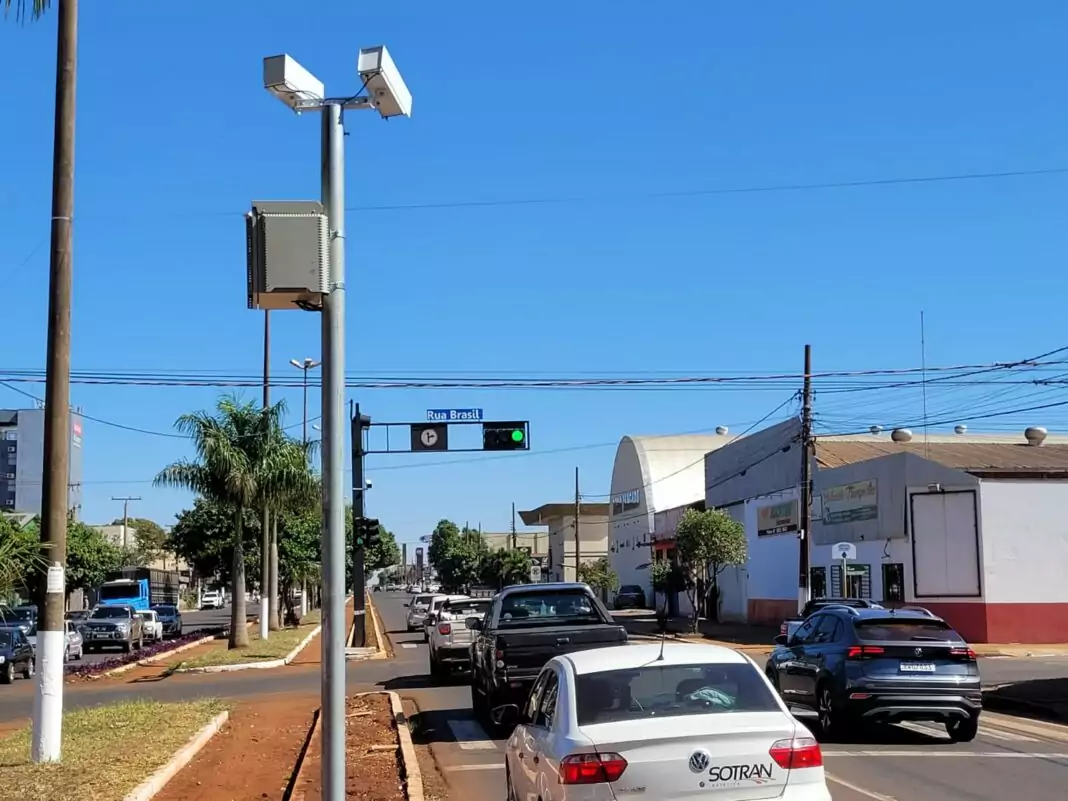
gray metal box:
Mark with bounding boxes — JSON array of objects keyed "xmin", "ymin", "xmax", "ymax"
[{"xmin": 246, "ymin": 200, "xmax": 329, "ymax": 310}]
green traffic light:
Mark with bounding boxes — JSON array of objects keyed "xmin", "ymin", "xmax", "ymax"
[{"xmin": 511, "ymin": 429, "xmax": 525, "ymax": 443}]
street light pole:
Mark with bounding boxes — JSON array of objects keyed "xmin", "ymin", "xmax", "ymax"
[{"xmin": 289, "ymin": 358, "xmax": 321, "ymax": 446}]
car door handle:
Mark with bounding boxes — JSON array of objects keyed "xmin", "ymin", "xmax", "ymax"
[
  {"xmin": 517, "ymin": 751, "xmax": 525, "ymax": 760},
  {"xmin": 555, "ymin": 636, "xmax": 570, "ymax": 645},
  {"xmin": 533, "ymin": 754, "xmax": 540, "ymax": 765}
]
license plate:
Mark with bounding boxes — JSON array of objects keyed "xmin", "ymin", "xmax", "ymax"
[{"xmin": 900, "ymin": 662, "xmax": 936, "ymax": 672}]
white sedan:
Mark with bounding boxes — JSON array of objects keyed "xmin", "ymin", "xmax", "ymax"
[
  {"xmin": 137, "ymin": 610, "xmax": 164, "ymax": 642},
  {"xmin": 497, "ymin": 642, "xmax": 831, "ymax": 801}
]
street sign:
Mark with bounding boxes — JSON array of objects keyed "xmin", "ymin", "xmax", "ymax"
[
  {"xmin": 427, "ymin": 408, "xmax": 483, "ymax": 423},
  {"xmin": 411, "ymin": 423, "xmax": 448, "ymax": 452},
  {"xmin": 833, "ymin": 542, "xmax": 857, "ymax": 561},
  {"xmin": 530, "ymin": 564, "xmax": 542, "ymax": 582}
]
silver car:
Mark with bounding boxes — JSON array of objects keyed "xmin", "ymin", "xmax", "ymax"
[
  {"xmin": 64, "ymin": 619, "xmax": 83, "ymax": 662},
  {"xmin": 405, "ymin": 593, "xmax": 441, "ymax": 632}
]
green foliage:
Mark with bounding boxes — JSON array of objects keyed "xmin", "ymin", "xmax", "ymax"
[
  {"xmin": 427, "ymin": 519, "xmax": 460, "ymax": 569},
  {"xmin": 110, "ymin": 517, "xmax": 169, "ymax": 566},
  {"xmin": 482, "ymin": 548, "xmax": 531, "ymax": 588},
  {"xmin": 66, "ymin": 521, "xmax": 125, "ymax": 594},
  {"xmin": 674, "ymin": 508, "xmax": 747, "ymax": 626},
  {"xmin": 578, "ymin": 557, "xmax": 620, "ymax": 594},
  {"xmin": 2, "ymin": 1, "xmax": 50, "ymax": 23},
  {"xmin": 167, "ymin": 498, "xmax": 262, "ymax": 586},
  {"xmin": 367, "ymin": 523, "xmax": 401, "ymax": 572},
  {"xmin": 650, "ymin": 560, "xmax": 671, "ymax": 592},
  {"xmin": 0, "ymin": 515, "xmax": 47, "ymax": 601}
]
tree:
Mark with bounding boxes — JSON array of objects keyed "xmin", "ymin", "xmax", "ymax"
[
  {"xmin": 367, "ymin": 523, "xmax": 400, "ymax": 572},
  {"xmin": 277, "ymin": 508, "xmax": 322, "ymax": 624},
  {"xmin": 482, "ymin": 548, "xmax": 531, "ymax": 589},
  {"xmin": 3, "ymin": 1, "xmax": 49, "ymax": 21},
  {"xmin": 0, "ymin": 515, "xmax": 47, "ymax": 603},
  {"xmin": 427, "ymin": 519, "xmax": 460, "ymax": 569},
  {"xmin": 110, "ymin": 516, "xmax": 169, "ymax": 566},
  {"xmin": 65, "ymin": 521, "xmax": 124, "ymax": 597},
  {"xmin": 155, "ymin": 395, "xmax": 309, "ymax": 649},
  {"xmin": 167, "ymin": 498, "xmax": 262, "ymax": 587},
  {"xmin": 674, "ymin": 508, "xmax": 747, "ymax": 630},
  {"xmin": 578, "ymin": 557, "xmax": 620, "ymax": 598}
]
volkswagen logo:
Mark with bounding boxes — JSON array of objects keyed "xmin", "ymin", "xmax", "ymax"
[
  {"xmin": 914, "ymin": 647, "xmax": 924, "ymax": 657},
  {"xmin": 688, "ymin": 750, "xmax": 711, "ymax": 773}
]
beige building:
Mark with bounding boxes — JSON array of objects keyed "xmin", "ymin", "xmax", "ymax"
[
  {"xmin": 480, "ymin": 530, "xmax": 548, "ymax": 556},
  {"xmin": 519, "ymin": 502, "xmax": 610, "ymax": 582}
]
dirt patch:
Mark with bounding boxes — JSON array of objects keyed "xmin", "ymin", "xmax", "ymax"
[
  {"xmin": 153, "ymin": 692, "xmax": 319, "ymax": 801},
  {"xmin": 295, "ymin": 693, "xmax": 405, "ymax": 801}
]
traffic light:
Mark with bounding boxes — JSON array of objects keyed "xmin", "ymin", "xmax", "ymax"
[
  {"xmin": 353, "ymin": 516, "xmax": 380, "ymax": 548},
  {"xmin": 482, "ymin": 421, "xmax": 529, "ymax": 451}
]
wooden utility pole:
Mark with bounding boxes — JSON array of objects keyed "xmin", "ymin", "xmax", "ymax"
[
  {"xmin": 111, "ymin": 496, "xmax": 141, "ymax": 550},
  {"xmin": 797, "ymin": 344, "xmax": 813, "ymax": 614},
  {"xmin": 33, "ymin": 0, "xmax": 78, "ymax": 764},
  {"xmin": 261, "ymin": 311, "xmax": 273, "ymax": 638},
  {"xmin": 510, "ymin": 503, "xmax": 517, "ymax": 549},
  {"xmin": 574, "ymin": 467, "xmax": 581, "ymax": 582}
]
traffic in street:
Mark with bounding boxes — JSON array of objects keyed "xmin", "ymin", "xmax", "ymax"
[{"xmin": 372, "ymin": 590, "xmax": 1068, "ymax": 801}]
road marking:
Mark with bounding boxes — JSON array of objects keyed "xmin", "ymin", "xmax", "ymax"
[
  {"xmin": 981, "ymin": 712, "xmax": 1068, "ymax": 742},
  {"xmin": 894, "ymin": 720, "xmax": 1038, "ymax": 742},
  {"xmin": 444, "ymin": 763, "xmax": 504, "ymax": 772},
  {"xmin": 825, "ymin": 751, "xmax": 1068, "ymax": 758},
  {"xmin": 400, "ymin": 643, "xmax": 417, "ymax": 649},
  {"xmin": 447, "ymin": 719, "xmax": 496, "ymax": 750},
  {"xmin": 825, "ymin": 773, "xmax": 898, "ymax": 800}
]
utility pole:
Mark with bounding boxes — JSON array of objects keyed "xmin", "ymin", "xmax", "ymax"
[
  {"xmin": 260, "ymin": 311, "xmax": 272, "ymax": 640},
  {"xmin": 350, "ymin": 404, "xmax": 370, "ymax": 648},
  {"xmin": 111, "ymin": 496, "xmax": 141, "ymax": 550},
  {"xmin": 797, "ymin": 344, "xmax": 813, "ymax": 614},
  {"xmin": 574, "ymin": 467, "xmax": 581, "ymax": 582},
  {"xmin": 33, "ymin": 0, "xmax": 77, "ymax": 765},
  {"xmin": 510, "ymin": 503, "xmax": 517, "ymax": 549}
]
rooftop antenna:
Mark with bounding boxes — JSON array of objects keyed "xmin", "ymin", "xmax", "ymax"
[{"xmin": 920, "ymin": 310, "xmax": 931, "ymax": 459}]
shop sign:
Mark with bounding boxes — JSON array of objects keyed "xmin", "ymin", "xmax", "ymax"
[
  {"xmin": 821, "ymin": 479, "xmax": 878, "ymax": 525},
  {"xmin": 611, "ymin": 489, "xmax": 641, "ymax": 516},
  {"xmin": 756, "ymin": 498, "xmax": 799, "ymax": 536}
]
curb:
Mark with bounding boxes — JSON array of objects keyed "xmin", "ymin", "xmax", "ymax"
[
  {"xmin": 389, "ymin": 691, "xmax": 424, "ymax": 801},
  {"xmin": 346, "ymin": 594, "xmax": 390, "ymax": 661},
  {"xmin": 283, "ymin": 708, "xmax": 321, "ymax": 801},
  {"xmin": 90, "ymin": 632, "xmax": 223, "ymax": 680},
  {"xmin": 174, "ymin": 624, "xmax": 322, "ymax": 674},
  {"xmin": 121, "ymin": 710, "xmax": 230, "ymax": 801}
]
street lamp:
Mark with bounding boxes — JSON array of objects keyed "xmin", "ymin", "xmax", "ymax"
[
  {"xmin": 263, "ymin": 46, "xmax": 411, "ymax": 801},
  {"xmin": 289, "ymin": 357, "xmax": 321, "ymax": 444}
]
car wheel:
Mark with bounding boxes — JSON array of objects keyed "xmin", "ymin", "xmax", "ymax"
[
  {"xmin": 765, "ymin": 666, "xmax": 780, "ymax": 693},
  {"xmin": 23, "ymin": 657, "xmax": 35, "ymax": 680},
  {"xmin": 0, "ymin": 662, "xmax": 13, "ymax": 684},
  {"xmin": 947, "ymin": 716, "xmax": 979, "ymax": 742},
  {"xmin": 818, "ymin": 685, "xmax": 846, "ymax": 741}
]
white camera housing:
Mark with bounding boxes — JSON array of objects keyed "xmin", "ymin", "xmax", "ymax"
[
  {"xmin": 263, "ymin": 54, "xmax": 325, "ymax": 110},
  {"xmin": 364, "ymin": 479, "xmax": 374, "ymax": 490},
  {"xmin": 357, "ymin": 46, "xmax": 412, "ymax": 119}
]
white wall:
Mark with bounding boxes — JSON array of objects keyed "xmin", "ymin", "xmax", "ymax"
[
  {"xmin": 548, "ymin": 514, "xmax": 609, "ymax": 582},
  {"xmin": 743, "ymin": 489, "xmax": 800, "ymax": 605},
  {"xmin": 979, "ymin": 480, "xmax": 1068, "ymax": 604}
]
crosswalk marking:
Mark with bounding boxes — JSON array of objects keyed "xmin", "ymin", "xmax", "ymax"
[
  {"xmin": 447, "ymin": 719, "xmax": 497, "ymax": 750},
  {"xmin": 895, "ymin": 720, "xmax": 1039, "ymax": 742}
]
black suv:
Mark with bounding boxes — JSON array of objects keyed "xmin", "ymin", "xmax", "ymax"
[{"xmin": 766, "ymin": 607, "xmax": 981, "ymax": 742}]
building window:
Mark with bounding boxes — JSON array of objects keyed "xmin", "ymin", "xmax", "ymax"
[
  {"xmin": 882, "ymin": 563, "xmax": 905, "ymax": 603},
  {"xmin": 830, "ymin": 564, "xmax": 872, "ymax": 599},
  {"xmin": 810, "ymin": 567, "xmax": 827, "ymax": 598}
]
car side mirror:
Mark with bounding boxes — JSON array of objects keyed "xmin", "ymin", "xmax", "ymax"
[
  {"xmin": 403, "ymin": 603, "xmax": 410, "ymax": 608},
  {"xmin": 465, "ymin": 617, "xmax": 482, "ymax": 631},
  {"xmin": 490, "ymin": 704, "xmax": 520, "ymax": 726},
  {"xmin": 774, "ymin": 634, "xmax": 789, "ymax": 646}
]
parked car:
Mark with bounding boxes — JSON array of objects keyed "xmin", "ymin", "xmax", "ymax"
[
  {"xmin": 422, "ymin": 594, "xmax": 469, "ymax": 643},
  {"xmin": 766, "ymin": 607, "xmax": 982, "ymax": 741},
  {"xmin": 405, "ymin": 593, "xmax": 443, "ymax": 632},
  {"xmin": 64, "ymin": 619, "xmax": 84, "ymax": 661},
  {"xmin": 613, "ymin": 584, "xmax": 647, "ymax": 610},
  {"xmin": 428, "ymin": 596, "xmax": 493, "ymax": 678},
  {"xmin": 777, "ymin": 598, "xmax": 883, "ymax": 643},
  {"xmin": 495, "ymin": 642, "xmax": 831, "ymax": 801},
  {"xmin": 82, "ymin": 604, "xmax": 145, "ymax": 653},
  {"xmin": 201, "ymin": 590, "xmax": 224, "ymax": 610},
  {"xmin": 152, "ymin": 604, "xmax": 183, "ymax": 637},
  {"xmin": 0, "ymin": 626, "xmax": 36, "ymax": 684},
  {"xmin": 138, "ymin": 609, "xmax": 164, "ymax": 642},
  {"xmin": 468, "ymin": 582, "xmax": 628, "ymax": 722}
]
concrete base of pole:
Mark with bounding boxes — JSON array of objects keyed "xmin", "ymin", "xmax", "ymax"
[
  {"xmin": 31, "ymin": 629, "xmax": 64, "ymax": 762},
  {"xmin": 259, "ymin": 598, "xmax": 270, "ymax": 641}
]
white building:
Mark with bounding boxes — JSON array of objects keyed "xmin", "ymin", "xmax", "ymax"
[
  {"xmin": 607, "ymin": 433, "xmax": 735, "ymax": 600},
  {"xmin": 0, "ymin": 407, "xmax": 84, "ymax": 519},
  {"xmin": 519, "ymin": 502, "xmax": 609, "ymax": 582}
]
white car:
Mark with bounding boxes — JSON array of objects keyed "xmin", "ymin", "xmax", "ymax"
[
  {"xmin": 498, "ymin": 642, "xmax": 832, "ymax": 801},
  {"xmin": 406, "ymin": 593, "xmax": 442, "ymax": 632},
  {"xmin": 64, "ymin": 619, "xmax": 83, "ymax": 661},
  {"xmin": 428, "ymin": 596, "xmax": 493, "ymax": 676},
  {"xmin": 137, "ymin": 610, "xmax": 164, "ymax": 642},
  {"xmin": 421, "ymin": 594, "xmax": 470, "ymax": 643},
  {"xmin": 201, "ymin": 590, "xmax": 223, "ymax": 610}
]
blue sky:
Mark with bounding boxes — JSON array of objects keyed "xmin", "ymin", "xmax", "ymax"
[{"xmin": 2, "ymin": 2, "xmax": 1067, "ymax": 550}]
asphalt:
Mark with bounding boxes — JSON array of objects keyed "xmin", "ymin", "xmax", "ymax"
[{"xmin": 4, "ymin": 593, "xmax": 1068, "ymax": 801}]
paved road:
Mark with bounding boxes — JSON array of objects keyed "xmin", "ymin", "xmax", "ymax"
[
  {"xmin": 74, "ymin": 602, "xmax": 261, "ymax": 668},
  {"xmin": 370, "ymin": 592, "xmax": 1068, "ymax": 801}
]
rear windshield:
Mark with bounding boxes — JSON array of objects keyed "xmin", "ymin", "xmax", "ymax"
[
  {"xmin": 91, "ymin": 606, "xmax": 131, "ymax": 619},
  {"xmin": 99, "ymin": 584, "xmax": 137, "ymax": 601},
  {"xmin": 498, "ymin": 589, "xmax": 603, "ymax": 627},
  {"xmin": 576, "ymin": 663, "xmax": 780, "ymax": 725},
  {"xmin": 153, "ymin": 606, "xmax": 177, "ymax": 615},
  {"xmin": 620, "ymin": 586, "xmax": 643, "ymax": 594},
  {"xmin": 855, "ymin": 619, "xmax": 957, "ymax": 642},
  {"xmin": 444, "ymin": 599, "xmax": 491, "ymax": 617}
]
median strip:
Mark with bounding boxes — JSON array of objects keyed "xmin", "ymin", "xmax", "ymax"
[{"xmin": 172, "ymin": 610, "xmax": 322, "ymax": 672}]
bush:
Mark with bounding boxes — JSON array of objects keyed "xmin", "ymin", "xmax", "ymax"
[{"xmin": 65, "ymin": 628, "xmax": 225, "ymax": 678}]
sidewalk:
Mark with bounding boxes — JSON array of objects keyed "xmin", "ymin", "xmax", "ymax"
[{"xmin": 985, "ymin": 677, "xmax": 1068, "ymax": 723}]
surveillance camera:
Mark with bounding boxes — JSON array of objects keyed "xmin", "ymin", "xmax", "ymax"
[
  {"xmin": 357, "ymin": 46, "xmax": 412, "ymax": 119},
  {"xmin": 264, "ymin": 54, "xmax": 325, "ymax": 110},
  {"xmin": 364, "ymin": 479, "xmax": 373, "ymax": 490}
]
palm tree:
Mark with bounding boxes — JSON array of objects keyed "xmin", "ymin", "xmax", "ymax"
[
  {"xmin": 3, "ymin": 1, "xmax": 49, "ymax": 21},
  {"xmin": 155, "ymin": 395, "xmax": 308, "ymax": 648}
]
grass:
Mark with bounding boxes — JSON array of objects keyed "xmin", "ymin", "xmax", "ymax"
[
  {"xmin": 176, "ymin": 609, "xmax": 322, "ymax": 669},
  {"xmin": 0, "ymin": 698, "xmax": 224, "ymax": 801}
]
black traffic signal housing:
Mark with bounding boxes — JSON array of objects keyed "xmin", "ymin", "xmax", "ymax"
[
  {"xmin": 354, "ymin": 516, "xmax": 380, "ymax": 548},
  {"xmin": 482, "ymin": 421, "xmax": 529, "ymax": 451}
]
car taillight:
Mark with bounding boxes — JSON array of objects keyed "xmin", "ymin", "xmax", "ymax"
[
  {"xmin": 769, "ymin": 736, "xmax": 823, "ymax": 770},
  {"xmin": 559, "ymin": 753, "xmax": 627, "ymax": 784},
  {"xmin": 950, "ymin": 647, "xmax": 978, "ymax": 661},
  {"xmin": 779, "ymin": 622, "xmax": 788, "ymax": 636},
  {"xmin": 846, "ymin": 645, "xmax": 885, "ymax": 659},
  {"xmin": 437, "ymin": 623, "xmax": 451, "ymax": 635}
]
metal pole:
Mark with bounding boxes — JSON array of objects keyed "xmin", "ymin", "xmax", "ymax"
[
  {"xmin": 261, "ymin": 311, "xmax": 271, "ymax": 641},
  {"xmin": 320, "ymin": 101, "xmax": 347, "ymax": 801},
  {"xmin": 33, "ymin": 0, "xmax": 77, "ymax": 765},
  {"xmin": 351, "ymin": 405, "xmax": 367, "ymax": 648},
  {"xmin": 798, "ymin": 344, "xmax": 813, "ymax": 614},
  {"xmin": 574, "ymin": 467, "xmax": 581, "ymax": 582},
  {"xmin": 302, "ymin": 366, "xmax": 309, "ymax": 445}
]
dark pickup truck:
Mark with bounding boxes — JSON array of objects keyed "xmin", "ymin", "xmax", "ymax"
[{"xmin": 467, "ymin": 582, "xmax": 627, "ymax": 721}]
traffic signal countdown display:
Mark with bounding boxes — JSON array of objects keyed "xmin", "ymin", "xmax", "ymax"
[
  {"xmin": 354, "ymin": 516, "xmax": 380, "ymax": 548},
  {"xmin": 482, "ymin": 421, "xmax": 529, "ymax": 451}
]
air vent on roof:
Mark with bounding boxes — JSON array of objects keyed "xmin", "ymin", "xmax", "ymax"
[
  {"xmin": 954, "ymin": 425, "xmax": 967, "ymax": 435},
  {"xmin": 869, "ymin": 425, "xmax": 883, "ymax": 435},
  {"xmin": 1025, "ymin": 426, "xmax": 1047, "ymax": 446},
  {"xmin": 715, "ymin": 426, "xmax": 728, "ymax": 435},
  {"xmin": 891, "ymin": 428, "xmax": 913, "ymax": 443}
]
